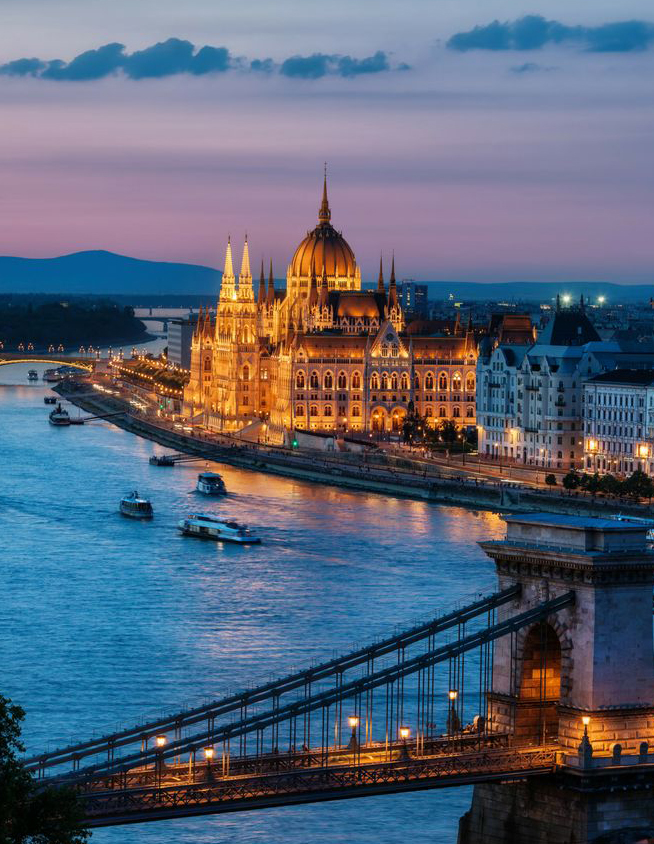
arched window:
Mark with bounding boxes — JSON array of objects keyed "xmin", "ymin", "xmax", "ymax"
[
  {"xmin": 466, "ymin": 406, "xmax": 474, "ymax": 418},
  {"xmin": 453, "ymin": 406, "xmax": 461, "ymax": 418},
  {"xmin": 425, "ymin": 372, "xmax": 434, "ymax": 390},
  {"xmin": 452, "ymin": 372, "xmax": 462, "ymax": 393},
  {"xmin": 438, "ymin": 372, "xmax": 448, "ymax": 391},
  {"xmin": 391, "ymin": 343, "xmax": 399, "ymax": 357},
  {"xmin": 465, "ymin": 372, "xmax": 475, "ymax": 392},
  {"xmin": 310, "ymin": 404, "xmax": 318, "ymax": 417},
  {"xmin": 324, "ymin": 405, "xmax": 333, "ymax": 417},
  {"xmin": 337, "ymin": 371, "xmax": 347, "ymax": 389},
  {"xmin": 243, "ymin": 364, "xmax": 250, "ymax": 381},
  {"xmin": 381, "ymin": 373, "xmax": 389, "ymax": 391},
  {"xmin": 371, "ymin": 372, "xmax": 379, "ymax": 390},
  {"xmin": 414, "ymin": 374, "xmax": 420, "ymax": 390},
  {"xmin": 352, "ymin": 405, "xmax": 361, "ymax": 417},
  {"xmin": 391, "ymin": 373, "xmax": 398, "ymax": 390},
  {"xmin": 439, "ymin": 406, "xmax": 447, "ymax": 418},
  {"xmin": 381, "ymin": 343, "xmax": 389, "ymax": 357},
  {"xmin": 324, "ymin": 372, "xmax": 333, "ymax": 389},
  {"xmin": 425, "ymin": 406, "xmax": 433, "ymax": 418},
  {"xmin": 296, "ymin": 372, "xmax": 305, "ymax": 389},
  {"xmin": 352, "ymin": 371, "xmax": 361, "ymax": 389},
  {"xmin": 400, "ymin": 373, "xmax": 409, "ymax": 391},
  {"xmin": 295, "ymin": 404, "xmax": 305, "ymax": 416},
  {"xmin": 204, "ymin": 356, "xmax": 211, "ymax": 371},
  {"xmin": 310, "ymin": 371, "xmax": 319, "ymax": 389}
]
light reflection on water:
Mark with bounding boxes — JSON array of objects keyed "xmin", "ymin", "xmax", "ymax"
[{"xmin": 1, "ymin": 363, "xmax": 505, "ymax": 843}]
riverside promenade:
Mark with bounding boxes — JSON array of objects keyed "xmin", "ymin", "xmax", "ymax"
[{"xmin": 57, "ymin": 380, "xmax": 654, "ymax": 519}]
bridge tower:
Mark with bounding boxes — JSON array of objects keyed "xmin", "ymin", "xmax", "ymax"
[{"xmin": 460, "ymin": 513, "xmax": 654, "ymax": 844}]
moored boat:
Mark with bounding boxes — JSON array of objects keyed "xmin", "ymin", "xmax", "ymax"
[
  {"xmin": 48, "ymin": 404, "xmax": 70, "ymax": 426},
  {"xmin": 43, "ymin": 368, "xmax": 63, "ymax": 383},
  {"xmin": 149, "ymin": 455, "xmax": 175, "ymax": 466},
  {"xmin": 177, "ymin": 513, "xmax": 260, "ymax": 544},
  {"xmin": 28, "ymin": 370, "xmax": 38, "ymax": 381},
  {"xmin": 119, "ymin": 491, "xmax": 153, "ymax": 519},
  {"xmin": 196, "ymin": 472, "xmax": 227, "ymax": 495},
  {"xmin": 44, "ymin": 396, "xmax": 57, "ymax": 404}
]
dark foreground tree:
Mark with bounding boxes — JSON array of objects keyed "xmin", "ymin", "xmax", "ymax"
[
  {"xmin": 545, "ymin": 474, "xmax": 557, "ymax": 487},
  {"xmin": 0, "ymin": 695, "xmax": 90, "ymax": 843}
]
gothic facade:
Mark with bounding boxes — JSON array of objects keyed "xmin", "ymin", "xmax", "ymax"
[{"xmin": 184, "ymin": 178, "xmax": 477, "ymax": 443}]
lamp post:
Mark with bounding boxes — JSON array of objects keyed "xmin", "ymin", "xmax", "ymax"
[
  {"xmin": 398, "ymin": 726, "xmax": 411, "ymax": 760},
  {"xmin": 155, "ymin": 734, "xmax": 166, "ymax": 785},
  {"xmin": 204, "ymin": 746, "xmax": 215, "ymax": 781},
  {"xmin": 447, "ymin": 690, "xmax": 460, "ymax": 737},
  {"xmin": 578, "ymin": 716, "xmax": 593, "ymax": 768},
  {"xmin": 347, "ymin": 716, "xmax": 359, "ymax": 750}
]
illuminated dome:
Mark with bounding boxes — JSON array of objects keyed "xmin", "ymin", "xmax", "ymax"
[{"xmin": 289, "ymin": 177, "xmax": 357, "ymax": 279}]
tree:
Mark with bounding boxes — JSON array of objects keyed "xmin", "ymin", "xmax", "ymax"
[
  {"xmin": 562, "ymin": 470, "xmax": 580, "ymax": 492},
  {"xmin": 438, "ymin": 419, "xmax": 458, "ymax": 446},
  {"xmin": 0, "ymin": 695, "xmax": 89, "ymax": 843},
  {"xmin": 545, "ymin": 474, "xmax": 557, "ymax": 487},
  {"xmin": 623, "ymin": 470, "xmax": 654, "ymax": 502},
  {"xmin": 599, "ymin": 473, "xmax": 621, "ymax": 497}
]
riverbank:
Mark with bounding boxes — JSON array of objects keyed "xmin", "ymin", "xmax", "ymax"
[{"xmin": 56, "ymin": 380, "xmax": 654, "ymax": 519}]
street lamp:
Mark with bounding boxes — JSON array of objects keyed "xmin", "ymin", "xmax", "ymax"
[
  {"xmin": 398, "ymin": 726, "xmax": 411, "ymax": 760},
  {"xmin": 348, "ymin": 716, "xmax": 359, "ymax": 750},
  {"xmin": 447, "ymin": 690, "xmax": 460, "ymax": 736}
]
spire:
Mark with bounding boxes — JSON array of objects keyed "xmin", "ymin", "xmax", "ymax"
[
  {"xmin": 257, "ymin": 260, "xmax": 265, "ymax": 306},
  {"xmin": 318, "ymin": 163, "xmax": 331, "ymax": 225},
  {"xmin": 556, "ymin": 293, "xmax": 561, "ymax": 312},
  {"xmin": 266, "ymin": 259, "xmax": 275, "ymax": 306},
  {"xmin": 194, "ymin": 305, "xmax": 203, "ymax": 339},
  {"xmin": 377, "ymin": 255, "xmax": 385, "ymax": 293},
  {"xmin": 388, "ymin": 253, "xmax": 398, "ymax": 309},
  {"xmin": 219, "ymin": 236, "xmax": 236, "ymax": 302},
  {"xmin": 224, "ymin": 236, "xmax": 234, "ymax": 278},
  {"xmin": 319, "ymin": 259, "xmax": 330, "ymax": 308},
  {"xmin": 239, "ymin": 234, "xmax": 251, "ymax": 279},
  {"xmin": 309, "ymin": 256, "xmax": 319, "ymax": 308}
]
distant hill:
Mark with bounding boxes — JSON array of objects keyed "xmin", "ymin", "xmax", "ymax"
[
  {"xmin": 0, "ymin": 250, "xmax": 649, "ymax": 303},
  {"xmin": 0, "ymin": 250, "xmax": 221, "ymax": 295}
]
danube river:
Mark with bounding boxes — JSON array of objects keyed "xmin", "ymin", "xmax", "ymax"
[{"xmin": 1, "ymin": 363, "xmax": 505, "ymax": 844}]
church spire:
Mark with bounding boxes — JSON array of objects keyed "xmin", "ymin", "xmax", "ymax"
[
  {"xmin": 377, "ymin": 254, "xmax": 385, "ymax": 293},
  {"xmin": 309, "ymin": 256, "xmax": 319, "ymax": 308},
  {"xmin": 388, "ymin": 253, "xmax": 398, "ymax": 309},
  {"xmin": 319, "ymin": 258, "xmax": 330, "ymax": 308},
  {"xmin": 257, "ymin": 259, "xmax": 265, "ymax": 306},
  {"xmin": 239, "ymin": 234, "xmax": 251, "ymax": 279},
  {"xmin": 266, "ymin": 259, "xmax": 275, "ymax": 306},
  {"xmin": 318, "ymin": 163, "xmax": 331, "ymax": 225},
  {"xmin": 219, "ymin": 235, "xmax": 236, "ymax": 302},
  {"xmin": 237, "ymin": 234, "xmax": 253, "ymax": 300}
]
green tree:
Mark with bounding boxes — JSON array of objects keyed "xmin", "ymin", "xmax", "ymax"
[
  {"xmin": 438, "ymin": 420, "xmax": 458, "ymax": 446},
  {"xmin": 562, "ymin": 470, "xmax": 580, "ymax": 492},
  {"xmin": 0, "ymin": 695, "xmax": 89, "ymax": 843},
  {"xmin": 623, "ymin": 470, "xmax": 654, "ymax": 501},
  {"xmin": 545, "ymin": 473, "xmax": 557, "ymax": 487},
  {"xmin": 599, "ymin": 473, "xmax": 621, "ymax": 497}
]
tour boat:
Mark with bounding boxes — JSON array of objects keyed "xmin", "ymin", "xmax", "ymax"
[
  {"xmin": 44, "ymin": 396, "xmax": 57, "ymax": 404},
  {"xmin": 119, "ymin": 491, "xmax": 154, "ymax": 519},
  {"xmin": 48, "ymin": 404, "xmax": 71, "ymax": 426},
  {"xmin": 43, "ymin": 368, "xmax": 63, "ymax": 383},
  {"xmin": 177, "ymin": 513, "xmax": 260, "ymax": 544},
  {"xmin": 149, "ymin": 455, "xmax": 175, "ymax": 466},
  {"xmin": 196, "ymin": 472, "xmax": 227, "ymax": 495},
  {"xmin": 28, "ymin": 370, "xmax": 38, "ymax": 381}
]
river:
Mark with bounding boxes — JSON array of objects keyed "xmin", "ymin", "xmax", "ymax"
[{"xmin": 1, "ymin": 360, "xmax": 505, "ymax": 844}]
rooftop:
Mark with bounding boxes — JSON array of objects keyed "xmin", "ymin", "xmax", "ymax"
[{"xmin": 587, "ymin": 369, "xmax": 654, "ymax": 386}]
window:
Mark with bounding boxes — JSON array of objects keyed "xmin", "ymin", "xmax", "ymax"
[
  {"xmin": 324, "ymin": 372, "xmax": 333, "ymax": 389},
  {"xmin": 426, "ymin": 372, "xmax": 434, "ymax": 390},
  {"xmin": 324, "ymin": 405, "xmax": 333, "ymax": 417},
  {"xmin": 337, "ymin": 372, "xmax": 347, "ymax": 389},
  {"xmin": 439, "ymin": 406, "xmax": 447, "ymax": 417},
  {"xmin": 242, "ymin": 364, "xmax": 250, "ymax": 381},
  {"xmin": 391, "ymin": 373, "xmax": 398, "ymax": 390},
  {"xmin": 414, "ymin": 374, "xmax": 420, "ymax": 389},
  {"xmin": 401, "ymin": 373, "xmax": 409, "ymax": 391},
  {"xmin": 466, "ymin": 406, "xmax": 474, "ymax": 418},
  {"xmin": 452, "ymin": 372, "xmax": 462, "ymax": 392},
  {"xmin": 465, "ymin": 372, "xmax": 475, "ymax": 392},
  {"xmin": 381, "ymin": 343, "xmax": 388, "ymax": 357},
  {"xmin": 371, "ymin": 373, "xmax": 379, "ymax": 390},
  {"xmin": 453, "ymin": 406, "xmax": 461, "ymax": 418},
  {"xmin": 381, "ymin": 373, "xmax": 389, "ymax": 391},
  {"xmin": 391, "ymin": 343, "xmax": 399, "ymax": 357},
  {"xmin": 438, "ymin": 372, "xmax": 448, "ymax": 391},
  {"xmin": 296, "ymin": 372, "xmax": 305, "ymax": 389},
  {"xmin": 352, "ymin": 405, "xmax": 360, "ymax": 417},
  {"xmin": 310, "ymin": 371, "xmax": 319, "ymax": 389},
  {"xmin": 425, "ymin": 407, "xmax": 433, "ymax": 418},
  {"xmin": 295, "ymin": 404, "xmax": 305, "ymax": 416},
  {"xmin": 352, "ymin": 372, "xmax": 361, "ymax": 389},
  {"xmin": 310, "ymin": 404, "xmax": 318, "ymax": 417},
  {"xmin": 204, "ymin": 357, "xmax": 211, "ymax": 371}
]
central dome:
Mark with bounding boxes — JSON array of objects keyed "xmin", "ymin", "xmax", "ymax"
[{"xmin": 289, "ymin": 177, "xmax": 357, "ymax": 279}]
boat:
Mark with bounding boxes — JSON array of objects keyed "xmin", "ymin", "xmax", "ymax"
[
  {"xmin": 609, "ymin": 514, "xmax": 654, "ymax": 540},
  {"xmin": 28, "ymin": 370, "xmax": 38, "ymax": 381},
  {"xmin": 149, "ymin": 455, "xmax": 175, "ymax": 466},
  {"xmin": 196, "ymin": 472, "xmax": 227, "ymax": 495},
  {"xmin": 119, "ymin": 491, "xmax": 154, "ymax": 519},
  {"xmin": 48, "ymin": 404, "xmax": 71, "ymax": 426},
  {"xmin": 43, "ymin": 368, "xmax": 63, "ymax": 383},
  {"xmin": 177, "ymin": 513, "xmax": 260, "ymax": 544},
  {"xmin": 44, "ymin": 396, "xmax": 57, "ymax": 404}
]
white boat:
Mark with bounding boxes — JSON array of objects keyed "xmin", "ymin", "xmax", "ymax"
[
  {"xmin": 48, "ymin": 404, "xmax": 71, "ymax": 426},
  {"xmin": 28, "ymin": 370, "xmax": 38, "ymax": 381},
  {"xmin": 177, "ymin": 513, "xmax": 261, "ymax": 544},
  {"xmin": 43, "ymin": 368, "xmax": 63, "ymax": 383},
  {"xmin": 610, "ymin": 514, "xmax": 654, "ymax": 540},
  {"xmin": 119, "ymin": 491, "xmax": 153, "ymax": 519},
  {"xmin": 196, "ymin": 472, "xmax": 227, "ymax": 495}
]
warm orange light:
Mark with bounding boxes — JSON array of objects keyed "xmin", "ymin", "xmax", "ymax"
[
  {"xmin": 448, "ymin": 690, "xmax": 458, "ymax": 701},
  {"xmin": 204, "ymin": 746, "xmax": 215, "ymax": 760},
  {"xmin": 588, "ymin": 439, "xmax": 598, "ymax": 452},
  {"xmin": 582, "ymin": 716, "xmax": 590, "ymax": 727},
  {"xmin": 638, "ymin": 444, "xmax": 650, "ymax": 459},
  {"xmin": 399, "ymin": 727, "xmax": 410, "ymax": 740},
  {"xmin": 155, "ymin": 735, "xmax": 167, "ymax": 748},
  {"xmin": 348, "ymin": 716, "xmax": 359, "ymax": 729}
]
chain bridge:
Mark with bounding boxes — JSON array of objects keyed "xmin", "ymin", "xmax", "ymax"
[{"xmin": 25, "ymin": 514, "xmax": 654, "ymax": 843}]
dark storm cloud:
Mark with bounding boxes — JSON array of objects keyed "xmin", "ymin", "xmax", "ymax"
[
  {"xmin": 0, "ymin": 39, "xmax": 397, "ymax": 81},
  {"xmin": 447, "ymin": 15, "xmax": 654, "ymax": 53}
]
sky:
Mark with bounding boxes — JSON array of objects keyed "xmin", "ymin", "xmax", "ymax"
[{"xmin": 0, "ymin": 0, "xmax": 653, "ymax": 284}]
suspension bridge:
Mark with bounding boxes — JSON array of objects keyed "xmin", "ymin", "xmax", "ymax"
[{"xmin": 24, "ymin": 514, "xmax": 654, "ymax": 841}]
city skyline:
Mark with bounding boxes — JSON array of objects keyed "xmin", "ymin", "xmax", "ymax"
[{"xmin": 0, "ymin": 0, "xmax": 653, "ymax": 283}]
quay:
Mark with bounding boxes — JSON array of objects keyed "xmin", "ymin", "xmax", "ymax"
[{"xmin": 56, "ymin": 380, "xmax": 654, "ymax": 520}]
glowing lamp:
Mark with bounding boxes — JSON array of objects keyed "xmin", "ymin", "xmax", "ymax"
[
  {"xmin": 638, "ymin": 444, "xmax": 649, "ymax": 459},
  {"xmin": 399, "ymin": 727, "xmax": 410, "ymax": 740},
  {"xmin": 582, "ymin": 716, "xmax": 590, "ymax": 727},
  {"xmin": 204, "ymin": 746, "xmax": 215, "ymax": 760},
  {"xmin": 348, "ymin": 716, "xmax": 359, "ymax": 729},
  {"xmin": 155, "ymin": 735, "xmax": 167, "ymax": 748},
  {"xmin": 448, "ymin": 690, "xmax": 458, "ymax": 701},
  {"xmin": 588, "ymin": 439, "xmax": 598, "ymax": 452}
]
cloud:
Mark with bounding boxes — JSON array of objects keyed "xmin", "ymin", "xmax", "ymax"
[
  {"xmin": 0, "ymin": 40, "xmax": 397, "ymax": 82},
  {"xmin": 280, "ymin": 50, "xmax": 393, "ymax": 79},
  {"xmin": 447, "ymin": 15, "xmax": 654, "ymax": 53},
  {"xmin": 510, "ymin": 62, "xmax": 557, "ymax": 74}
]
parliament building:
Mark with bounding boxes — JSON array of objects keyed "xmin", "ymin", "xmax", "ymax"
[{"xmin": 183, "ymin": 177, "xmax": 477, "ymax": 443}]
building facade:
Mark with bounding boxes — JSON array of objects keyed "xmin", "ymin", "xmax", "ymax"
[
  {"xmin": 167, "ymin": 315, "xmax": 199, "ymax": 370},
  {"xmin": 184, "ymin": 178, "xmax": 478, "ymax": 442}
]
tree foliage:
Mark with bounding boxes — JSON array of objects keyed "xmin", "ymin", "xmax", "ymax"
[{"xmin": 0, "ymin": 695, "xmax": 89, "ymax": 844}]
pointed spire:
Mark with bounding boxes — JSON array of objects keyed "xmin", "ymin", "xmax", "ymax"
[
  {"xmin": 224, "ymin": 236, "xmax": 234, "ymax": 278},
  {"xmin": 240, "ymin": 234, "xmax": 251, "ymax": 279},
  {"xmin": 388, "ymin": 253, "xmax": 398, "ymax": 309},
  {"xmin": 257, "ymin": 260, "xmax": 265, "ymax": 306},
  {"xmin": 309, "ymin": 256, "xmax": 319, "ymax": 308},
  {"xmin": 319, "ymin": 258, "xmax": 329, "ymax": 308},
  {"xmin": 318, "ymin": 163, "xmax": 331, "ymax": 225},
  {"xmin": 219, "ymin": 236, "xmax": 236, "ymax": 302},
  {"xmin": 266, "ymin": 259, "xmax": 275, "ymax": 306},
  {"xmin": 377, "ymin": 255, "xmax": 385, "ymax": 293},
  {"xmin": 194, "ymin": 305, "xmax": 203, "ymax": 339}
]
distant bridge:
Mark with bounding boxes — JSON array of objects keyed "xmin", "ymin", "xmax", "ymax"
[{"xmin": 0, "ymin": 354, "xmax": 94, "ymax": 371}]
